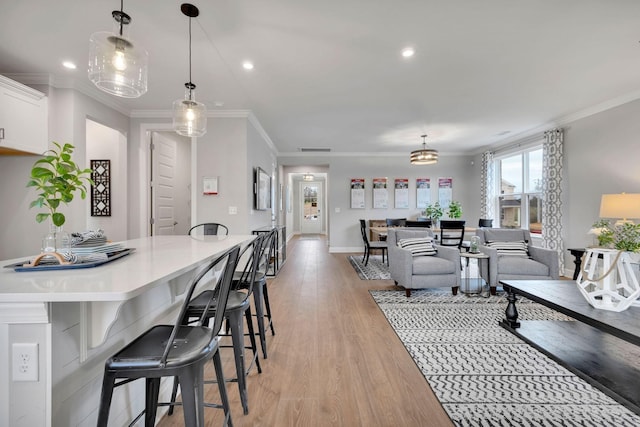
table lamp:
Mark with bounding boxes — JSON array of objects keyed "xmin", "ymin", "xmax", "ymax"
[{"xmin": 599, "ymin": 193, "xmax": 640, "ymax": 225}]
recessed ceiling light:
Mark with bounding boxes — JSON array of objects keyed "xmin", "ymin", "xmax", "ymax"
[
  {"xmin": 401, "ymin": 47, "xmax": 415, "ymax": 58},
  {"xmin": 242, "ymin": 61, "xmax": 254, "ymax": 70},
  {"xmin": 62, "ymin": 61, "xmax": 77, "ymax": 70}
]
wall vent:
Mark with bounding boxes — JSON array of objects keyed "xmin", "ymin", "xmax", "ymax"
[{"xmin": 299, "ymin": 147, "xmax": 331, "ymax": 152}]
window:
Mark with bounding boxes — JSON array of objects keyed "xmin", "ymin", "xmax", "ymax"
[{"xmin": 497, "ymin": 147, "xmax": 543, "ymax": 234}]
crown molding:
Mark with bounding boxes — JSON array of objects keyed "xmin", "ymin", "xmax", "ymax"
[
  {"xmin": 474, "ymin": 88, "xmax": 640, "ymax": 156},
  {"xmin": 278, "ymin": 151, "xmax": 460, "ymax": 158},
  {"xmin": 3, "ymin": 72, "xmax": 132, "ymax": 116},
  {"xmin": 129, "ymin": 109, "xmax": 253, "ymax": 118},
  {"xmin": 248, "ymin": 112, "xmax": 278, "ymax": 154}
]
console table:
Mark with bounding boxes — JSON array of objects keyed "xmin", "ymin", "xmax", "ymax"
[
  {"xmin": 253, "ymin": 225, "xmax": 286, "ymax": 276},
  {"xmin": 500, "ymin": 280, "xmax": 640, "ymax": 415}
]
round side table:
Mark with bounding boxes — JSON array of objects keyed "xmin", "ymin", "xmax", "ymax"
[{"xmin": 460, "ymin": 252, "xmax": 490, "ymax": 297}]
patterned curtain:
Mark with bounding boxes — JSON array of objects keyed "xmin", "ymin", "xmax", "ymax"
[
  {"xmin": 480, "ymin": 151, "xmax": 495, "ymax": 220},
  {"xmin": 542, "ymin": 128, "xmax": 564, "ymax": 273}
]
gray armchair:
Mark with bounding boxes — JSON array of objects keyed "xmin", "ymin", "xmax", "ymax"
[
  {"xmin": 387, "ymin": 228, "xmax": 461, "ymax": 297},
  {"xmin": 475, "ymin": 228, "xmax": 559, "ymax": 293}
]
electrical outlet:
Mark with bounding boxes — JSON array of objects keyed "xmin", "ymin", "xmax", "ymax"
[{"xmin": 12, "ymin": 343, "xmax": 38, "ymax": 382}]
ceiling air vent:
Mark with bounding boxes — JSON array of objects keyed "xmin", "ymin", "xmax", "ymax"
[{"xmin": 299, "ymin": 147, "xmax": 331, "ymax": 152}]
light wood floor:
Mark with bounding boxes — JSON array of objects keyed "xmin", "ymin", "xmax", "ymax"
[{"xmin": 158, "ymin": 234, "xmax": 454, "ymax": 427}]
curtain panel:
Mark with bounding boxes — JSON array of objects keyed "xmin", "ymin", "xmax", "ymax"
[
  {"xmin": 542, "ymin": 128, "xmax": 564, "ymax": 273},
  {"xmin": 480, "ymin": 151, "xmax": 495, "ymax": 220}
]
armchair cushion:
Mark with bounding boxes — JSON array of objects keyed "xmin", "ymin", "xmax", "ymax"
[
  {"xmin": 498, "ymin": 256, "xmax": 550, "ymax": 276},
  {"xmin": 485, "ymin": 240, "xmax": 529, "ymax": 257},
  {"xmin": 397, "ymin": 237, "xmax": 437, "ymax": 256},
  {"xmin": 413, "ymin": 256, "xmax": 455, "ymax": 275}
]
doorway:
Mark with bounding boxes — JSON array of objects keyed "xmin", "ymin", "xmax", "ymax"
[
  {"xmin": 149, "ymin": 131, "xmax": 191, "ymax": 235},
  {"xmin": 300, "ymin": 180, "xmax": 323, "ymax": 234}
]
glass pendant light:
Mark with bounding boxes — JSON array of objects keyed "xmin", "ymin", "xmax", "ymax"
[
  {"xmin": 88, "ymin": 0, "xmax": 148, "ymax": 98},
  {"xmin": 410, "ymin": 134, "xmax": 439, "ymax": 165},
  {"xmin": 173, "ymin": 3, "xmax": 207, "ymax": 137}
]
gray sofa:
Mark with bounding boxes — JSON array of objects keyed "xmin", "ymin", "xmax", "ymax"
[
  {"xmin": 387, "ymin": 228, "xmax": 461, "ymax": 297},
  {"xmin": 476, "ymin": 228, "xmax": 559, "ymax": 292}
]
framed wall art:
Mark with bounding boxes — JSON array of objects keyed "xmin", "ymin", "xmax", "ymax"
[
  {"xmin": 90, "ymin": 159, "xmax": 111, "ymax": 216},
  {"xmin": 254, "ymin": 167, "xmax": 271, "ymax": 210}
]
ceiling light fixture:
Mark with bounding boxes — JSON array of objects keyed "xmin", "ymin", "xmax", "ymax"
[
  {"xmin": 401, "ymin": 47, "xmax": 415, "ymax": 58},
  {"xmin": 173, "ymin": 3, "xmax": 207, "ymax": 137},
  {"xmin": 88, "ymin": 0, "xmax": 148, "ymax": 98},
  {"xmin": 303, "ymin": 173, "xmax": 314, "ymax": 181},
  {"xmin": 62, "ymin": 61, "xmax": 77, "ymax": 70},
  {"xmin": 410, "ymin": 134, "xmax": 438, "ymax": 165},
  {"xmin": 242, "ymin": 61, "xmax": 254, "ymax": 70}
]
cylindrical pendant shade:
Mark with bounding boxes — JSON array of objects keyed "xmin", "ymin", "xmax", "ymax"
[
  {"xmin": 88, "ymin": 31, "xmax": 148, "ymax": 98},
  {"xmin": 173, "ymin": 89, "xmax": 207, "ymax": 137}
]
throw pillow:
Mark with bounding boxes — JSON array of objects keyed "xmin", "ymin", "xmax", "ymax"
[
  {"xmin": 486, "ymin": 240, "xmax": 529, "ymax": 257},
  {"xmin": 398, "ymin": 237, "xmax": 437, "ymax": 256}
]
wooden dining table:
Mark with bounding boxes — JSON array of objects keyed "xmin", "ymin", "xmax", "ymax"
[{"xmin": 370, "ymin": 225, "xmax": 477, "ymax": 241}]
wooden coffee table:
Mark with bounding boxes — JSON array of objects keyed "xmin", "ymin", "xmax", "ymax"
[{"xmin": 500, "ymin": 280, "xmax": 640, "ymax": 415}]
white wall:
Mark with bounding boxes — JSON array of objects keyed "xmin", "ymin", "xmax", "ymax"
[
  {"xmin": 562, "ymin": 98, "xmax": 640, "ymax": 273},
  {"xmin": 278, "ymin": 154, "xmax": 479, "ymax": 251},
  {"xmin": 0, "ymin": 87, "xmax": 129, "ymax": 259},
  {"xmin": 195, "ymin": 118, "xmax": 249, "ymax": 233},
  {"xmin": 247, "ymin": 119, "xmax": 278, "ymax": 231},
  {"xmin": 86, "ymin": 119, "xmax": 128, "ymax": 241}
]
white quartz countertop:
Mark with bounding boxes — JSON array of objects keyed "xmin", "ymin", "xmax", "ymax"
[{"xmin": 0, "ymin": 235, "xmax": 254, "ymax": 303}]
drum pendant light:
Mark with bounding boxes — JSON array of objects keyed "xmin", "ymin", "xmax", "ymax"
[
  {"xmin": 173, "ymin": 3, "xmax": 207, "ymax": 137},
  {"xmin": 88, "ymin": 0, "xmax": 148, "ymax": 98},
  {"xmin": 410, "ymin": 134, "xmax": 439, "ymax": 165}
]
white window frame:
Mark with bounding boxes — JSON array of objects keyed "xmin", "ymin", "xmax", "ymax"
[{"xmin": 493, "ymin": 145, "xmax": 543, "ymax": 235}]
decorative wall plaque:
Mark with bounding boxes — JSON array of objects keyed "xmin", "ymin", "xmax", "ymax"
[{"xmin": 91, "ymin": 159, "xmax": 111, "ymax": 216}]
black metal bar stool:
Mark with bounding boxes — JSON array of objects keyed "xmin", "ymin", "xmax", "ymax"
[
  {"xmin": 96, "ymin": 245, "xmax": 241, "ymax": 427},
  {"xmin": 169, "ymin": 234, "xmax": 264, "ymax": 416}
]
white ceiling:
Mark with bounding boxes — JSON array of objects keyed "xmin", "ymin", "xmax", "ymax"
[{"xmin": 2, "ymin": 0, "xmax": 640, "ymax": 155}]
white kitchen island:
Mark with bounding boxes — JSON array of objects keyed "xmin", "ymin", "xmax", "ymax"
[{"xmin": 0, "ymin": 235, "xmax": 254, "ymax": 427}]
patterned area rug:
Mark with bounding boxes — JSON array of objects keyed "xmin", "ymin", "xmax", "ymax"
[
  {"xmin": 370, "ymin": 289, "xmax": 640, "ymax": 426},
  {"xmin": 348, "ymin": 255, "xmax": 390, "ymax": 280}
]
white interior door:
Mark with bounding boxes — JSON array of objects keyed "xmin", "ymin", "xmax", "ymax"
[
  {"xmin": 300, "ymin": 181, "xmax": 323, "ymax": 234},
  {"xmin": 151, "ymin": 132, "xmax": 177, "ymax": 235}
]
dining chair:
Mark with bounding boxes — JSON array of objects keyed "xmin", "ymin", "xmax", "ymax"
[
  {"xmin": 96, "ymin": 245, "xmax": 240, "ymax": 427},
  {"xmin": 439, "ymin": 220, "xmax": 466, "ymax": 248},
  {"xmin": 189, "ymin": 223, "xmax": 229, "ymax": 236},
  {"xmin": 478, "ymin": 218, "xmax": 493, "ymax": 228},
  {"xmin": 386, "ymin": 218, "xmax": 407, "ymax": 227},
  {"xmin": 405, "ymin": 219, "xmax": 432, "ymax": 228},
  {"xmin": 359, "ymin": 219, "xmax": 387, "ymax": 266}
]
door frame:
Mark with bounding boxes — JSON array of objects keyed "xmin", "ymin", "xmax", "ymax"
[
  {"xmin": 139, "ymin": 123, "xmax": 196, "ymax": 237},
  {"xmin": 299, "ymin": 179, "xmax": 325, "ymax": 234}
]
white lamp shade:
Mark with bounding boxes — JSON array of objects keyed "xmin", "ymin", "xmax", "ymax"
[
  {"xmin": 88, "ymin": 31, "xmax": 148, "ymax": 98},
  {"xmin": 599, "ymin": 193, "xmax": 640, "ymax": 220},
  {"xmin": 173, "ymin": 91, "xmax": 207, "ymax": 137}
]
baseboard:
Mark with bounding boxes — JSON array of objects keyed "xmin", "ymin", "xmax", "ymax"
[{"xmin": 329, "ymin": 246, "xmax": 362, "ymax": 253}]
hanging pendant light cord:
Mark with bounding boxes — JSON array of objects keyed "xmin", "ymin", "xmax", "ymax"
[
  {"xmin": 187, "ymin": 13, "xmax": 193, "ymax": 100},
  {"xmin": 118, "ymin": 0, "xmax": 124, "ymax": 36}
]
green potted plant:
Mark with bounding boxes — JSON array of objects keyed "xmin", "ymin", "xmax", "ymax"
[
  {"xmin": 591, "ymin": 219, "xmax": 640, "ymax": 253},
  {"xmin": 447, "ymin": 201, "xmax": 463, "ymax": 219},
  {"xmin": 424, "ymin": 202, "xmax": 444, "ymax": 226},
  {"xmin": 27, "ymin": 142, "xmax": 93, "ymax": 252}
]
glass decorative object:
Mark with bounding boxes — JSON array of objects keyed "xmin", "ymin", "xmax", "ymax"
[
  {"xmin": 470, "ymin": 235, "xmax": 481, "ymax": 253},
  {"xmin": 42, "ymin": 223, "xmax": 71, "ymax": 256}
]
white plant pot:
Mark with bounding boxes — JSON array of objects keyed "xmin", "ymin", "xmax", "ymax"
[{"xmin": 576, "ymin": 248, "xmax": 640, "ymax": 311}]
